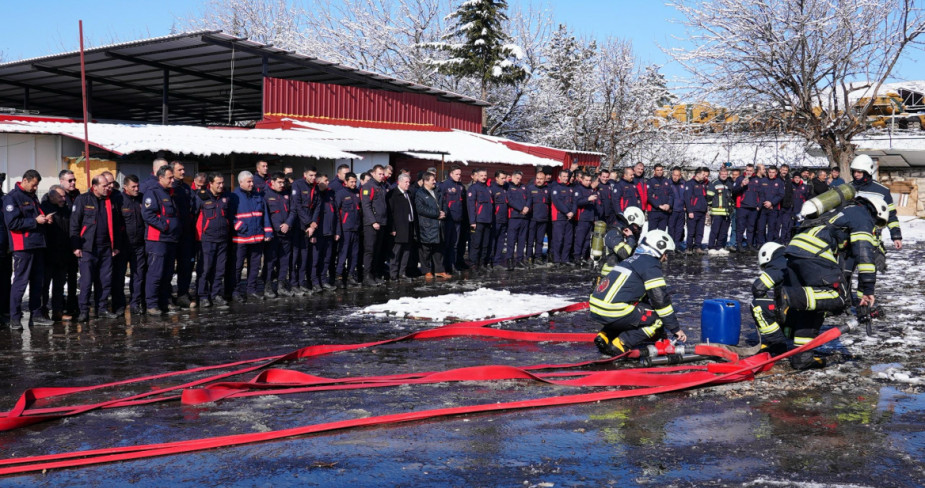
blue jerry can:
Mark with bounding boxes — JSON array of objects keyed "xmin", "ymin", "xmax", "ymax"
[{"xmin": 700, "ymin": 299, "xmax": 741, "ymax": 345}]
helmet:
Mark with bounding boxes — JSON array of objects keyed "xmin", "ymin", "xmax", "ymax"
[
  {"xmin": 855, "ymin": 191, "xmax": 889, "ymax": 226},
  {"xmin": 850, "ymin": 154, "xmax": 875, "ymax": 176},
  {"xmin": 758, "ymin": 242, "xmax": 784, "ymax": 267},
  {"xmin": 623, "ymin": 206, "xmax": 646, "ymax": 228},
  {"xmin": 639, "ymin": 229, "xmax": 676, "ymax": 257}
]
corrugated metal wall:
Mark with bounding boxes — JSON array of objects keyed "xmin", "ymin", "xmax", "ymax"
[{"xmin": 263, "ymin": 77, "xmax": 483, "ymax": 133}]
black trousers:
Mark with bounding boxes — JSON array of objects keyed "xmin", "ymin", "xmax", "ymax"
[
  {"xmin": 468, "ymin": 223, "xmax": 491, "ymax": 267},
  {"xmin": 362, "ymin": 225, "xmax": 386, "ymax": 280},
  {"xmin": 420, "ymin": 243, "xmax": 445, "ymax": 274},
  {"xmin": 390, "ymin": 241, "xmax": 412, "ymax": 279}
]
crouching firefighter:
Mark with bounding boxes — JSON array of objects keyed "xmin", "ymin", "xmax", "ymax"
[
  {"xmin": 590, "ymin": 229, "xmax": 688, "ymax": 355},
  {"xmin": 750, "ymin": 242, "xmax": 790, "ymax": 356},
  {"xmin": 598, "ymin": 206, "xmax": 645, "ymax": 281},
  {"xmin": 778, "ymin": 191, "xmax": 888, "ymax": 369}
]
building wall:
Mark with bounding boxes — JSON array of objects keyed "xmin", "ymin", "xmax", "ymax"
[
  {"xmin": 0, "ymin": 133, "xmax": 64, "ymax": 194},
  {"xmin": 879, "ymin": 168, "xmax": 925, "ymax": 217}
]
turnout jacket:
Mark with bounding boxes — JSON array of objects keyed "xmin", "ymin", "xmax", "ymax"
[
  {"xmin": 852, "ymin": 176, "xmax": 902, "ymax": 241},
  {"xmin": 589, "ymin": 250, "xmax": 681, "ymax": 333},
  {"xmin": 142, "ymin": 184, "xmax": 181, "ymax": 243},
  {"xmin": 70, "ymin": 191, "xmax": 122, "ymax": 252},
  {"xmin": 230, "ymin": 187, "xmax": 272, "ymax": 244},
  {"xmin": 3, "ymin": 183, "xmax": 46, "ymax": 251},
  {"xmin": 707, "ymin": 177, "xmax": 735, "ymax": 216},
  {"xmin": 752, "ymin": 249, "xmax": 787, "ymax": 298},
  {"xmin": 785, "ymin": 204, "xmax": 879, "ymax": 295},
  {"xmin": 194, "ymin": 189, "xmax": 231, "ymax": 243}
]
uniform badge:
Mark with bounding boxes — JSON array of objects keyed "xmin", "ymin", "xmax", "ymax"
[
  {"xmin": 5, "ymin": 205, "xmax": 12, "ymax": 212},
  {"xmin": 552, "ymin": 191, "xmax": 557, "ymax": 195},
  {"xmin": 292, "ymin": 189, "xmax": 297, "ymax": 196},
  {"xmin": 468, "ymin": 192, "xmax": 473, "ymax": 197},
  {"xmin": 222, "ymin": 198, "xmax": 228, "ymax": 203},
  {"xmin": 362, "ymin": 190, "xmax": 369, "ymax": 195},
  {"xmin": 144, "ymin": 198, "xmax": 152, "ymax": 208},
  {"xmin": 597, "ymin": 278, "xmax": 610, "ymax": 293}
]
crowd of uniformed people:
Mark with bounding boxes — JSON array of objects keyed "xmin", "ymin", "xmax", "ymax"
[{"xmin": 0, "ymin": 153, "xmax": 903, "ymax": 368}]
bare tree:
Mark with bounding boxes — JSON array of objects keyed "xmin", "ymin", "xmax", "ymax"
[{"xmin": 669, "ymin": 0, "xmax": 925, "ymax": 173}]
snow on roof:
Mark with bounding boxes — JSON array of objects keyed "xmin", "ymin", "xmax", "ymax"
[
  {"xmin": 680, "ymin": 135, "xmax": 829, "ymax": 169},
  {"xmin": 288, "ymin": 119, "xmax": 561, "ymax": 166},
  {"xmin": 0, "ymin": 119, "xmax": 359, "ymax": 160}
]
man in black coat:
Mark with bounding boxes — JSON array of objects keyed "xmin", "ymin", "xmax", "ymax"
[
  {"xmin": 387, "ymin": 173, "xmax": 416, "ymax": 282},
  {"xmin": 414, "ymin": 173, "xmax": 450, "ymax": 278}
]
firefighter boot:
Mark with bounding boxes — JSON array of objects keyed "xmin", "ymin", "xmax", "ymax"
[{"xmin": 594, "ymin": 332, "xmax": 627, "ymax": 356}]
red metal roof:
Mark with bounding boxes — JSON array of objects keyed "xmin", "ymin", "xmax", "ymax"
[{"xmin": 499, "ymin": 140, "xmax": 601, "ymax": 168}]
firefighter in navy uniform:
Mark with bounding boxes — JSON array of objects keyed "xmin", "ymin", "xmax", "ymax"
[
  {"xmin": 850, "ymin": 155, "xmax": 902, "ymax": 250},
  {"xmin": 572, "ymin": 172, "xmax": 601, "ymax": 265},
  {"xmin": 335, "ymin": 173, "xmax": 362, "ymax": 288},
  {"xmin": 707, "ymin": 166, "xmax": 735, "ymax": 250},
  {"xmin": 488, "ymin": 170, "xmax": 509, "ymax": 269},
  {"xmin": 263, "ymin": 172, "xmax": 296, "ymax": 298},
  {"xmin": 4, "ymin": 170, "xmax": 55, "ymax": 329},
  {"xmin": 292, "ymin": 166, "xmax": 320, "ymax": 295},
  {"xmin": 526, "ymin": 170, "xmax": 551, "ymax": 267},
  {"xmin": 750, "ymin": 242, "xmax": 790, "ymax": 356},
  {"xmin": 231, "ymin": 171, "xmax": 273, "ymax": 302},
  {"xmin": 194, "ymin": 173, "xmax": 231, "ymax": 308},
  {"xmin": 590, "ymin": 230, "xmax": 687, "ymax": 355},
  {"xmin": 646, "ymin": 163, "xmax": 673, "ymax": 232},
  {"xmin": 70, "ymin": 175, "xmax": 123, "ymax": 322},
  {"xmin": 169, "ymin": 162, "xmax": 197, "ymax": 308},
  {"xmin": 114, "ymin": 175, "xmax": 148, "ymax": 315},
  {"xmin": 438, "ymin": 166, "xmax": 466, "ymax": 273},
  {"xmin": 549, "ymin": 169, "xmax": 575, "ymax": 266},
  {"xmin": 505, "ymin": 170, "xmax": 530, "ymax": 270},
  {"xmin": 361, "ymin": 165, "xmax": 389, "ymax": 286},
  {"xmin": 779, "ymin": 192, "xmax": 888, "ymax": 370},
  {"xmin": 142, "ymin": 165, "xmax": 182, "ymax": 316},
  {"xmin": 466, "ymin": 168, "xmax": 493, "ymax": 273}
]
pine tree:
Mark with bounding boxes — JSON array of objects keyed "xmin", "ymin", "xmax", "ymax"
[
  {"xmin": 428, "ymin": 0, "xmax": 527, "ymax": 100},
  {"xmin": 643, "ymin": 65, "xmax": 676, "ymax": 108}
]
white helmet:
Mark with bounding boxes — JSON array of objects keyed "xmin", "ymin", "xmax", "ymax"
[
  {"xmin": 758, "ymin": 242, "xmax": 784, "ymax": 267},
  {"xmin": 855, "ymin": 191, "xmax": 889, "ymax": 226},
  {"xmin": 639, "ymin": 229, "xmax": 676, "ymax": 257},
  {"xmin": 623, "ymin": 206, "xmax": 646, "ymax": 227},
  {"xmin": 850, "ymin": 154, "xmax": 875, "ymax": 176}
]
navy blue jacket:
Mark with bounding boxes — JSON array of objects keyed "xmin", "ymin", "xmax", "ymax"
[
  {"xmin": 574, "ymin": 184, "xmax": 600, "ymax": 222},
  {"xmin": 684, "ymin": 178, "xmax": 708, "ymax": 213},
  {"xmin": 291, "ymin": 178, "xmax": 319, "ymax": 232},
  {"xmin": 360, "ymin": 179, "xmax": 389, "ymax": 227},
  {"xmin": 120, "ymin": 191, "xmax": 146, "ymax": 248},
  {"xmin": 669, "ymin": 178, "xmax": 686, "ymax": 212},
  {"xmin": 264, "ymin": 187, "xmax": 296, "ymax": 236},
  {"xmin": 230, "ymin": 187, "xmax": 272, "ymax": 245},
  {"xmin": 506, "ymin": 183, "xmax": 529, "ymax": 220},
  {"xmin": 733, "ymin": 174, "xmax": 762, "ymax": 209},
  {"xmin": 527, "ymin": 183, "xmax": 550, "ymax": 222},
  {"xmin": 852, "ymin": 176, "xmax": 902, "ymax": 241},
  {"xmin": 142, "ymin": 184, "xmax": 181, "ymax": 243},
  {"xmin": 646, "ymin": 175, "xmax": 674, "ymax": 213},
  {"xmin": 194, "ymin": 188, "xmax": 231, "ymax": 243},
  {"xmin": 252, "ymin": 172, "xmax": 269, "ymax": 195},
  {"xmin": 550, "ymin": 183, "xmax": 575, "ymax": 221},
  {"xmin": 438, "ymin": 179, "xmax": 465, "ymax": 222},
  {"xmin": 490, "ymin": 182, "xmax": 509, "ymax": 225},
  {"xmin": 759, "ymin": 176, "xmax": 785, "ymax": 209},
  {"xmin": 467, "ymin": 181, "xmax": 493, "ymax": 225},
  {"xmin": 70, "ymin": 191, "xmax": 122, "ymax": 252},
  {"xmin": 613, "ymin": 179, "xmax": 641, "ymax": 213},
  {"xmin": 3, "ymin": 183, "xmax": 46, "ymax": 251},
  {"xmin": 596, "ymin": 180, "xmax": 615, "ymax": 220},
  {"xmin": 317, "ymin": 188, "xmax": 338, "ymax": 237},
  {"xmin": 336, "ymin": 187, "xmax": 361, "ymax": 234},
  {"xmin": 170, "ymin": 179, "xmax": 194, "ymax": 229}
]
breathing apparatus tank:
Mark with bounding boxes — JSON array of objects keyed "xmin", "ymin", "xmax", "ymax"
[
  {"xmin": 799, "ymin": 183, "xmax": 856, "ymax": 220},
  {"xmin": 590, "ymin": 220, "xmax": 607, "ymax": 261}
]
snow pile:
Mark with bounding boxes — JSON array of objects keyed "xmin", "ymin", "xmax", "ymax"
[
  {"xmin": 897, "ymin": 216, "xmax": 925, "ymax": 243},
  {"xmin": 357, "ymin": 288, "xmax": 573, "ymax": 322},
  {"xmin": 874, "ymin": 366, "xmax": 924, "ymax": 386}
]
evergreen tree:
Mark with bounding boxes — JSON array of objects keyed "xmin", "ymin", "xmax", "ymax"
[
  {"xmin": 428, "ymin": 0, "xmax": 527, "ymax": 100},
  {"xmin": 643, "ymin": 65, "xmax": 677, "ymax": 107}
]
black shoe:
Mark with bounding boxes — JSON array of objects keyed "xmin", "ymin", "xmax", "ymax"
[
  {"xmin": 789, "ymin": 351, "xmax": 827, "ymax": 370},
  {"xmin": 363, "ymin": 279, "xmax": 378, "ymax": 287},
  {"xmin": 278, "ymin": 287, "xmax": 293, "ymax": 297},
  {"xmin": 212, "ymin": 296, "xmax": 230, "ymax": 308},
  {"xmin": 248, "ymin": 293, "xmax": 265, "ymax": 302},
  {"xmin": 147, "ymin": 308, "xmax": 165, "ymax": 316},
  {"xmin": 337, "ymin": 279, "xmax": 348, "ymax": 289},
  {"xmin": 200, "ymin": 299, "xmax": 214, "ymax": 308},
  {"xmin": 299, "ymin": 286, "xmax": 314, "ymax": 296},
  {"xmin": 129, "ymin": 306, "xmax": 146, "ymax": 315},
  {"xmin": 176, "ymin": 295, "xmax": 192, "ymax": 308},
  {"xmin": 347, "ymin": 276, "xmax": 362, "ymax": 287},
  {"xmin": 9, "ymin": 318, "xmax": 24, "ymax": 330},
  {"xmin": 515, "ymin": 261, "xmax": 527, "ymax": 269},
  {"xmin": 76, "ymin": 311, "xmax": 91, "ymax": 322},
  {"xmin": 322, "ymin": 282, "xmax": 336, "ymax": 291},
  {"xmin": 96, "ymin": 310, "xmax": 118, "ymax": 319},
  {"xmin": 264, "ymin": 289, "xmax": 278, "ymax": 300},
  {"xmin": 28, "ymin": 314, "xmax": 53, "ymax": 326}
]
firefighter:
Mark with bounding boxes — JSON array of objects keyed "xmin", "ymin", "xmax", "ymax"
[
  {"xmin": 194, "ymin": 173, "xmax": 231, "ymax": 309},
  {"xmin": 751, "ymin": 242, "xmax": 790, "ymax": 356},
  {"xmin": 489, "ymin": 170, "xmax": 509, "ymax": 269},
  {"xmin": 252, "ymin": 160, "xmax": 270, "ymax": 194},
  {"xmin": 505, "ymin": 170, "xmax": 530, "ymax": 270},
  {"xmin": 335, "ymin": 172, "xmax": 362, "ymax": 288},
  {"xmin": 439, "ymin": 166, "xmax": 466, "ymax": 273},
  {"xmin": 141, "ymin": 165, "xmax": 181, "ymax": 316},
  {"xmin": 70, "ymin": 175, "xmax": 122, "ymax": 322},
  {"xmin": 596, "ymin": 169, "xmax": 615, "ymax": 225},
  {"xmin": 231, "ymin": 171, "xmax": 273, "ymax": 302},
  {"xmin": 550, "ymin": 169, "xmax": 575, "ymax": 266},
  {"xmin": 170, "ymin": 161, "xmax": 197, "ymax": 308},
  {"xmin": 756, "ymin": 165, "xmax": 785, "ymax": 245},
  {"xmin": 779, "ymin": 192, "xmax": 888, "ymax": 370},
  {"xmin": 668, "ymin": 167, "xmax": 686, "ymax": 249},
  {"xmin": 572, "ymin": 172, "xmax": 601, "ymax": 264},
  {"xmin": 613, "ymin": 166, "xmax": 641, "ymax": 214},
  {"xmin": 466, "ymin": 168, "xmax": 493, "ymax": 273},
  {"xmin": 849, "ymin": 154, "xmax": 902, "ymax": 250},
  {"xmin": 113, "ymin": 175, "xmax": 148, "ymax": 315},
  {"xmin": 646, "ymin": 163, "xmax": 673, "ymax": 232},
  {"xmin": 684, "ymin": 167, "xmax": 709, "ymax": 253},
  {"xmin": 599, "ymin": 206, "xmax": 645, "ymax": 278},
  {"xmin": 313, "ymin": 174, "xmax": 338, "ymax": 290},
  {"xmin": 360, "ymin": 164, "xmax": 388, "ymax": 286},
  {"xmin": 590, "ymin": 229, "xmax": 687, "ymax": 355},
  {"xmin": 263, "ymin": 172, "xmax": 296, "ymax": 298},
  {"xmin": 707, "ymin": 166, "xmax": 735, "ymax": 250},
  {"xmin": 292, "ymin": 166, "xmax": 320, "ymax": 294},
  {"xmin": 732, "ymin": 163, "xmax": 762, "ymax": 252},
  {"xmin": 4, "ymin": 170, "xmax": 55, "ymax": 329},
  {"xmin": 526, "ymin": 170, "xmax": 550, "ymax": 267}
]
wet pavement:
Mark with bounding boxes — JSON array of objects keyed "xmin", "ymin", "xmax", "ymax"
[{"xmin": 1, "ymin": 248, "xmax": 924, "ymax": 487}]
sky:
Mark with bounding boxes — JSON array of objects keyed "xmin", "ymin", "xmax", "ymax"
[{"xmin": 0, "ymin": 0, "xmax": 922, "ymax": 91}]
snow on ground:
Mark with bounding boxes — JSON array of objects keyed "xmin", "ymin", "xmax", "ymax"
[
  {"xmin": 357, "ymin": 288, "xmax": 574, "ymax": 322},
  {"xmin": 898, "ymin": 215, "xmax": 925, "ymax": 243}
]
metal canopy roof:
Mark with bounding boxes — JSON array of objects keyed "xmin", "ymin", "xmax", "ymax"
[{"xmin": 0, "ymin": 31, "xmax": 488, "ymax": 126}]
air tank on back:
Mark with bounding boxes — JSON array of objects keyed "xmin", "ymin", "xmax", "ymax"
[
  {"xmin": 590, "ymin": 220, "xmax": 607, "ymax": 261},
  {"xmin": 799, "ymin": 183, "xmax": 856, "ymax": 219}
]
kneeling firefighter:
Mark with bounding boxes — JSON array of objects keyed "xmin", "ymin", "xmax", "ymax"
[
  {"xmin": 590, "ymin": 229, "xmax": 688, "ymax": 356},
  {"xmin": 598, "ymin": 206, "xmax": 645, "ymax": 280},
  {"xmin": 779, "ymin": 191, "xmax": 889, "ymax": 369},
  {"xmin": 750, "ymin": 242, "xmax": 791, "ymax": 356}
]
